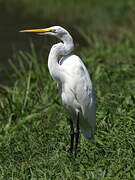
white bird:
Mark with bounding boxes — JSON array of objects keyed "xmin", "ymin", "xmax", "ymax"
[{"xmin": 20, "ymin": 26, "xmax": 96, "ymax": 157}]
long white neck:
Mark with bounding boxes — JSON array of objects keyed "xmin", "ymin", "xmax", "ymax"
[{"xmin": 48, "ymin": 33, "xmax": 74, "ymax": 82}]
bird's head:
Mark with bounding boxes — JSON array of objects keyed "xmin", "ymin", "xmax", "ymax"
[
  {"xmin": 20, "ymin": 26, "xmax": 69, "ymax": 40},
  {"xmin": 20, "ymin": 25, "xmax": 74, "ymax": 54}
]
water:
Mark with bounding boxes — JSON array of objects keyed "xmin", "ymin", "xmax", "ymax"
[{"xmin": 0, "ymin": 12, "xmax": 46, "ymax": 83}]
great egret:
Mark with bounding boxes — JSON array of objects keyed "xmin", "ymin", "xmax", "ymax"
[{"xmin": 20, "ymin": 26, "xmax": 96, "ymax": 157}]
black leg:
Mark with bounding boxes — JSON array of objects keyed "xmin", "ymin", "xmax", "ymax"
[
  {"xmin": 69, "ymin": 118, "xmax": 74, "ymax": 154},
  {"xmin": 75, "ymin": 112, "xmax": 80, "ymax": 157}
]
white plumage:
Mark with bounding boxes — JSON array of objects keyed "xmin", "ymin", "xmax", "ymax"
[
  {"xmin": 58, "ymin": 53, "xmax": 96, "ymax": 140},
  {"xmin": 47, "ymin": 27, "xmax": 96, "ymax": 140},
  {"xmin": 20, "ymin": 26, "xmax": 96, "ymax": 156}
]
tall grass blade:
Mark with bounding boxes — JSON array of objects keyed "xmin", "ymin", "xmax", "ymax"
[
  {"xmin": 8, "ymin": 58, "xmax": 23, "ymax": 79},
  {"xmin": 21, "ymin": 70, "xmax": 31, "ymax": 114}
]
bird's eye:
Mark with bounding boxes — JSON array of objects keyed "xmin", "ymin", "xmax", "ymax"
[{"xmin": 51, "ymin": 29, "xmax": 56, "ymax": 33}]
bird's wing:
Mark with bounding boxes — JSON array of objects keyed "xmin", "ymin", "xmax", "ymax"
[
  {"xmin": 60, "ymin": 54, "xmax": 93, "ymax": 107},
  {"xmin": 60, "ymin": 54, "xmax": 96, "ymax": 139}
]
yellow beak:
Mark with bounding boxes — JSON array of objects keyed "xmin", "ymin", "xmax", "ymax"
[{"xmin": 19, "ymin": 28, "xmax": 53, "ymax": 33}]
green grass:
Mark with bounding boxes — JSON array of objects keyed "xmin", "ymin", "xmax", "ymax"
[{"xmin": 0, "ymin": 31, "xmax": 135, "ymax": 179}]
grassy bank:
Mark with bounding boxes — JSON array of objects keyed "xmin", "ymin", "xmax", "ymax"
[
  {"xmin": 0, "ymin": 29, "xmax": 135, "ymax": 179},
  {"xmin": 0, "ymin": 0, "xmax": 135, "ymax": 179}
]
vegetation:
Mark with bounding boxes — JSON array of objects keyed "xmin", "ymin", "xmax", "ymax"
[
  {"xmin": 1, "ymin": 0, "xmax": 135, "ymax": 27},
  {"xmin": 0, "ymin": 0, "xmax": 135, "ymax": 179}
]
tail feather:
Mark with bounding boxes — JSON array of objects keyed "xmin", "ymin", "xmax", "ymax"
[
  {"xmin": 80, "ymin": 125, "xmax": 95, "ymax": 141},
  {"xmin": 80, "ymin": 103, "xmax": 96, "ymax": 140}
]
